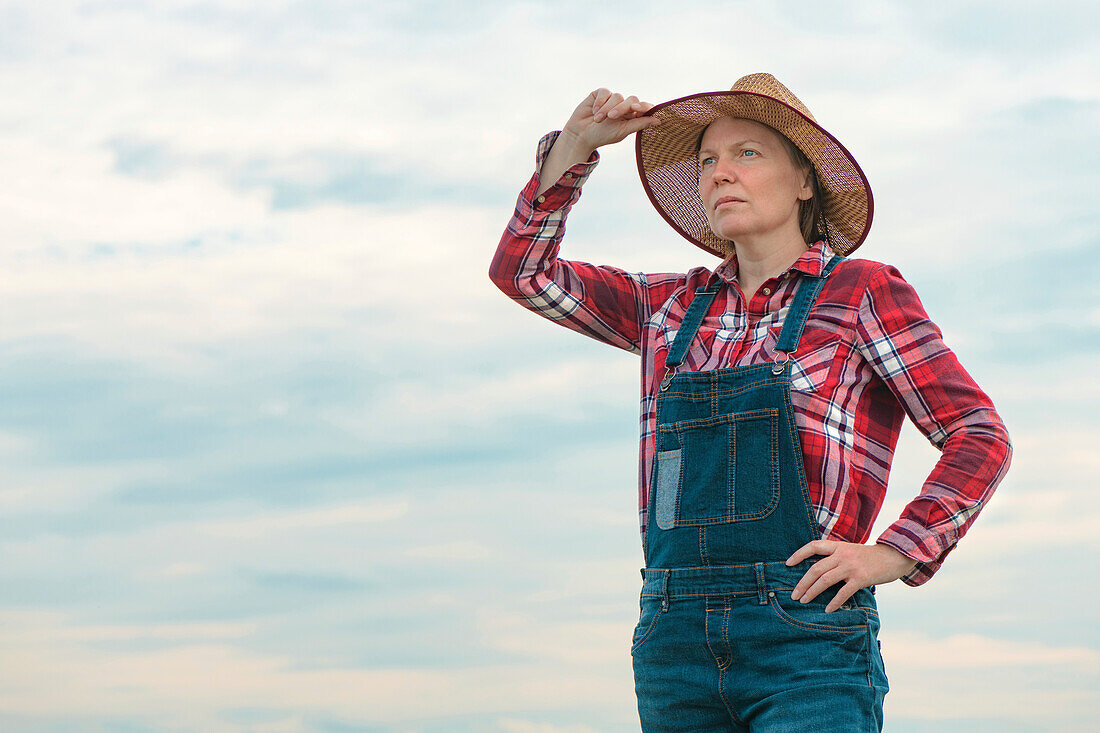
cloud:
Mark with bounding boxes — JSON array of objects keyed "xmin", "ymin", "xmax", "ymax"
[
  {"xmin": 0, "ymin": 610, "xmax": 255, "ymax": 644},
  {"xmin": 496, "ymin": 719, "xmax": 603, "ymax": 733},
  {"xmin": 0, "ymin": 2, "xmax": 1096, "ymax": 730},
  {"xmin": 403, "ymin": 540, "xmax": 494, "ymax": 561},
  {"xmin": 881, "ymin": 631, "xmax": 1099, "ymax": 725},
  {"xmin": 197, "ymin": 500, "xmax": 409, "ymax": 539},
  {"xmin": 0, "ymin": 610, "xmax": 638, "ymax": 727},
  {"xmin": 105, "ymin": 136, "xmax": 512, "ymax": 210},
  {"xmin": 883, "ymin": 631, "xmax": 1100, "ymax": 669}
]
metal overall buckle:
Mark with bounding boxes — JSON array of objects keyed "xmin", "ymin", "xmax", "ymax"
[
  {"xmin": 659, "ymin": 365, "xmax": 675, "ymax": 391},
  {"xmin": 771, "ymin": 350, "xmax": 790, "ymax": 375}
]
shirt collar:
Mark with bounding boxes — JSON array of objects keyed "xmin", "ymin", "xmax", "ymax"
[{"xmin": 711, "ymin": 239, "xmax": 833, "ymax": 284}]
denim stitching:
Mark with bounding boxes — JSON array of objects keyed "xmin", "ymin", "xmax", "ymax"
[
  {"xmin": 704, "ymin": 597, "xmax": 731, "ymax": 671},
  {"xmin": 658, "ymin": 375, "xmax": 788, "ymax": 399},
  {"xmin": 721, "ymin": 602, "xmax": 731, "ymax": 667},
  {"xmin": 865, "ymin": 624, "xmax": 873, "ymax": 690},
  {"xmin": 716, "ymin": 602, "xmax": 741, "ymax": 726},
  {"xmin": 767, "ymin": 596, "xmax": 867, "ymax": 634},
  {"xmin": 640, "ymin": 589, "xmax": 758, "ymax": 599},
  {"xmin": 676, "ymin": 440, "xmax": 685, "ymax": 525},
  {"xmin": 655, "ymin": 449, "xmax": 682, "ymax": 531},
  {"xmin": 658, "ymin": 408, "xmax": 778, "ymax": 432},
  {"xmin": 630, "ymin": 599, "xmax": 664, "ymax": 654},
  {"xmin": 769, "ymin": 406, "xmax": 780, "ymax": 497},
  {"xmin": 728, "ymin": 420, "xmax": 736, "ymax": 515},
  {"xmin": 661, "ymin": 410, "xmax": 781, "ymax": 525}
]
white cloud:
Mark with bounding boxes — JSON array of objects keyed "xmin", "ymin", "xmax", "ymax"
[
  {"xmin": 0, "ymin": 2, "xmax": 1095, "ymax": 730},
  {"xmin": 496, "ymin": 719, "xmax": 603, "ymax": 733},
  {"xmin": 882, "ymin": 630, "xmax": 1100, "ymax": 669},
  {"xmin": 319, "ymin": 355, "xmax": 638, "ymax": 450},
  {"xmin": 481, "ymin": 614, "xmax": 633, "ymax": 667},
  {"xmin": 881, "ymin": 631, "xmax": 1099, "ymax": 724},
  {"xmin": 157, "ymin": 561, "xmax": 207, "ymax": 577},
  {"xmin": 0, "ymin": 609, "xmax": 638, "ymax": 726},
  {"xmin": 196, "ymin": 499, "xmax": 409, "ymax": 539},
  {"xmin": 403, "ymin": 540, "xmax": 494, "ymax": 561},
  {"xmin": 0, "ymin": 460, "xmax": 170, "ymax": 513},
  {"xmin": 0, "ymin": 610, "xmax": 254, "ymax": 644}
]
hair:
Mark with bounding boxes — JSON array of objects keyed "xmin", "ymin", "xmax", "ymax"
[
  {"xmin": 776, "ymin": 135, "xmax": 828, "ymax": 246},
  {"xmin": 697, "ymin": 123, "xmax": 828, "ymax": 246}
]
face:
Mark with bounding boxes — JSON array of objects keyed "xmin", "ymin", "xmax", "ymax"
[{"xmin": 697, "ymin": 117, "xmax": 813, "ymax": 245}]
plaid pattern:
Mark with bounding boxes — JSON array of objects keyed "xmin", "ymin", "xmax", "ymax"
[{"xmin": 489, "ymin": 131, "xmax": 1012, "ymax": 586}]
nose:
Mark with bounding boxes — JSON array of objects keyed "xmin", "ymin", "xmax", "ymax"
[{"xmin": 706, "ymin": 156, "xmax": 737, "ymax": 187}]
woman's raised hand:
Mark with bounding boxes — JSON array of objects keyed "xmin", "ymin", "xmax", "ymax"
[
  {"xmin": 561, "ymin": 88, "xmax": 659, "ymax": 153},
  {"xmin": 533, "ymin": 89, "xmax": 659, "ymax": 197}
]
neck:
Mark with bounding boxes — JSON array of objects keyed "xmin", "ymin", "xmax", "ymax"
[{"xmin": 733, "ymin": 227, "xmax": 810, "ymax": 289}]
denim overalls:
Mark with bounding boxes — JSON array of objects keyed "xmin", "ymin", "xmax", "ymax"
[{"xmin": 631, "ymin": 257, "xmax": 889, "ymax": 732}]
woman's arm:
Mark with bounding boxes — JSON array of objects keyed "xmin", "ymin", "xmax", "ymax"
[
  {"xmin": 537, "ymin": 89, "xmax": 657, "ymax": 196},
  {"xmin": 489, "ymin": 91, "xmax": 681, "ymax": 353},
  {"xmin": 857, "ymin": 264, "xmax": 1012, "ymax": 584},
  {"xmin": 786, "ymin": 263, "xmax": 1012, "ymax": 608}
]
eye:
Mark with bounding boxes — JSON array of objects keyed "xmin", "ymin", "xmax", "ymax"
[
  {"xmin": 742, "ymin": 149, "xmax": 758, "ymax": 157},
  {"xmin": 699, "ymin": 155, "xmax": 715, "ymax": 166}
]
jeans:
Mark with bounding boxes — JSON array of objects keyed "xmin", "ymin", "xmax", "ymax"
[{"xmin": 631, "ymin": 565, "xmax": 888, "ymax": 732}]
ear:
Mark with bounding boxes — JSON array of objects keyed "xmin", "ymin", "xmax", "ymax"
[{"xmin": 797, "ymin": 168, "xmax": 815, "ymax": 201}]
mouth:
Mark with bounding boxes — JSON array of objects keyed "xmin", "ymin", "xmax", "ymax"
[{"xmin": 714, "ymin": 196, "xmax": 745, "ymax": 210}]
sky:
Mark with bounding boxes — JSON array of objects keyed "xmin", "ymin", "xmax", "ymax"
[{"xmin": 0, "ymin": 0, "xmax": 1097, "ymax": 731}]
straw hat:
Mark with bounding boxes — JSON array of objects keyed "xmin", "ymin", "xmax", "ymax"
[{"xmin": 635, "ymin": 73, "xmax": 873, "ymax": 258}]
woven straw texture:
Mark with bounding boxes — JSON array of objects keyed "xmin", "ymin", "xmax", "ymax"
[{"xmin": 636, "ymin": 74, "xmax": 872, "ymax": 258}]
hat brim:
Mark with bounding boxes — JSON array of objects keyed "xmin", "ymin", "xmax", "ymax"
[{"xmin": 635, "ymin": 90, "xmax": 873, "ymax": 258}]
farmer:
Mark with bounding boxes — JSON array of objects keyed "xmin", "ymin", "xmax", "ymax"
[{"xmin": 489, "ymin": 73, "xmax": 1011, "ymax": 732}]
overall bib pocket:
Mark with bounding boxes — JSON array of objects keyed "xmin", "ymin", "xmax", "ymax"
[{"xmin": 654, "ymin": 408, "xmax": 780, "ymax": 529}]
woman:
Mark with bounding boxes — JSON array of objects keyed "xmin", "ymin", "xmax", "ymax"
[{"xmin": 489, "ymin": 73, "xmax": 1011, "ymax": 732}]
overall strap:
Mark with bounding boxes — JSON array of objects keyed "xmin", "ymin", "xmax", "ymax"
[
  {"xmin": 664, "ymin": 278, "xmax": 723, "ymax": 370},
  {"xmin": 660, "ymin": 255, "xmax": 845, "ymax": 389},
  {"xmin": 774, "ymin": 255, "xmax": 845, "ymax": 358}
]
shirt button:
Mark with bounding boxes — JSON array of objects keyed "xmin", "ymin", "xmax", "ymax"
[
  {"xmin": 762, "ymin": 287, "xmax": 771, "ymax": 295},
  {"xmin": 563, "ymin": 172, "xmax": 573, "ymax": 178},
  {"xmin": 536, "ymin": 195, "xmax": 546, "ymax": 203}
]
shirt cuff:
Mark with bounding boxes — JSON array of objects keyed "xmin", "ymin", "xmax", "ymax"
[
  {"xmin": 516, "ymin": 130, "xmax": 600, "ymax": 215},
  {"xmin": 876, "ymin": 519, "xmax": 958, "ymax": 587}
]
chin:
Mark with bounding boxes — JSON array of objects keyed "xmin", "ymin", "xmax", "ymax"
[
  {"xmin": 707, "ymin": 214, "xmax": 749, "ymax": 241},
  {"xmin": 710, "ymin": 224, "xmax": 747, "ymax": 242}
]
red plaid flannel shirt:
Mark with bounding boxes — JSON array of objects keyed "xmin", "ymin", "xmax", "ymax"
[{"xmin": 489, "ymin": 131, "xmax": 1012, "ymax": 585}]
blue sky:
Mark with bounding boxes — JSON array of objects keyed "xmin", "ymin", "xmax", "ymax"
[{"xmin": 0, "ymin": 1, "xmax": 1097, "ymax": 731}]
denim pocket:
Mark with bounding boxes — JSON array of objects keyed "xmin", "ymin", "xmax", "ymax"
[
  {"xmin": 862, "ymin": 599, "xmax": 890, "ymax": 692},
  {"xmin": 654, "ymin": 449, "xmax": 682, "ymax": 530},
  {"xmin": 767, "ymin": 593, "xmax": 868, "ymax": 634},
  {"xmin": 630, "ymin": 595, "xmax": 665, "ymax": 655},
  {"xmin": 654, "ymin": 409, "xmax": 780, "ymax": 528},
  {"xmin": 758, "ymin": 591, "xmax": 879, "ymax": 696}
]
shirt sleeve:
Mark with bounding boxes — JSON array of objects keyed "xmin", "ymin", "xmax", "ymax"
[
  {"xmin": 857, "ymin": 264, "xmax": 1013, "ymax": 586},
  {"xmin": 488, "ymin": 130, "xmax": 673, "ymax": 354}
]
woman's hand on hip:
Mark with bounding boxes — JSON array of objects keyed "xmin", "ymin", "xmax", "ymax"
[
  {"xmin": 785, "ymin": 540, "xmax": 918, "ymax": 612},
  {"xmin": 561, "ymin": 88, "xmax": 659, "ymax": 153}
]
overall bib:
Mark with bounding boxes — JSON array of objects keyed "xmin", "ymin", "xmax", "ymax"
[{"xmin": 631, "ymin": 257, "xmax": 889, "ymax": 733}]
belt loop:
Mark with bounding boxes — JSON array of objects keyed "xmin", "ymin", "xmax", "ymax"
[
  {"xmin": 660, "ymin": 571, "xmax": 670, "ymax": 611},
  {"xmin": 640, "ymin": 567, "xmax": 646, "ymax": 581},
  {"xmin": 754, "ymin": 562, "xmax": 767, "ymax": 605}
]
